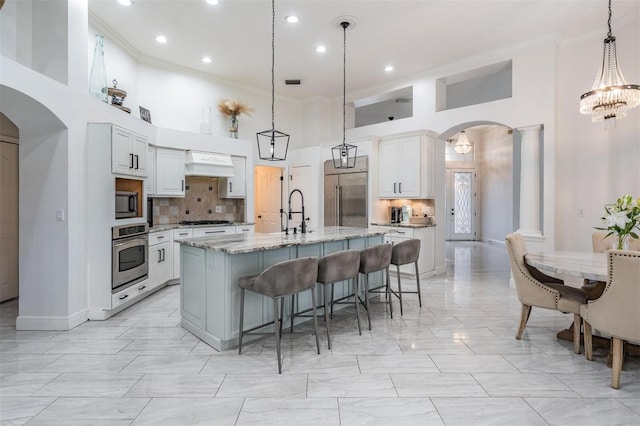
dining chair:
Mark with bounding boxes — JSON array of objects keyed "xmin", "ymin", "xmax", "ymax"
[
  {"xmin": 505, "ymin": 233, "xmax": 587, "ymax": 353},
  {"xmin": 580, "ymin": 250, "xmax": 640, "ymax": 389},
  {"xmin": 237, "ymin": 257, "xmax": 320, "ymax": 374}
]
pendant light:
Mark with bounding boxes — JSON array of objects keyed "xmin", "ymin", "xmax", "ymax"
[
  {"xmin": 579, "ymin": 0, "xmax": 640, "ymax": 123},
  {"xmin": 453, "ymin": 131, "xmax": 472, "ymax": 154},
  {"xmin": 256, "ymin": 0, "xmax": 289, "ymax": 161},
  {"xmin": 331, "ymin": 19, "xmax": 358, "ymax": 169}
]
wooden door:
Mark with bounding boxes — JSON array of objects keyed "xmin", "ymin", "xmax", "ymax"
[
  {"xmin": 0, "ymin": 142, "xmax": 19, "ymax": 302},
  {"xmin": 254, "ymin": 166, "xmax": 283, "ymax": 233}
]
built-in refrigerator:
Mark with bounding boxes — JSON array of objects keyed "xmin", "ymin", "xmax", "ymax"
[{"xmin": 324, "ymin": 157, "xmax": 368, "ymax": 228}]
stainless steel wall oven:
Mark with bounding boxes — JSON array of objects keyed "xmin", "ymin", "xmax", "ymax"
[{"xmin": 112, "ymin": 223, "xmax": 148, "ymax": 293}]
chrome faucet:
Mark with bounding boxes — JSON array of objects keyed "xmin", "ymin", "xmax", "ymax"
[{"xmin": 288, "ymin": 189, "xmax": 307, "ymax": 234}]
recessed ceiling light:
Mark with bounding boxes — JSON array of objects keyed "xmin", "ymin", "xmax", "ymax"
[
  {"xmin": 202, "ymin": 56, "xmax": 212, "ymax": 64},
  {"xmin": 155, "ymin": 35, "xmax": 167, "ymax": 44},
  {"xmin": 384, "ymin": 65, "xmax": 394, "ymax": 72},
  {"xmin": 285, "ymin": 15, "xmax": 299, "ymax": 23},
  {"xmin": 117, "ymin": 0, "xmax": 133, "ymax": 6},
  {"xmin": 316, "ymin": 45, "xmax": 326, "ymax": 53},
  {"xmin": 205, "ymin": 0, "xmax": 219, "ymax": 5}
]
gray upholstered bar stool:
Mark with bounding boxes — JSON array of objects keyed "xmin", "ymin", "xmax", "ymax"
[
  {"xmin": 316, "ymin": 249, "xmax": 362, "ymax": 350},
  {"xmin": 359, "ymin": 244, "xmax": 393, "ymax": 329},
  {"xmin": 237, "ymin": 257, "xmax": 320, "ymax": 374},
  {"xmin": 390, "ymin": 238, "xmax": 422, "ymax": 315}
]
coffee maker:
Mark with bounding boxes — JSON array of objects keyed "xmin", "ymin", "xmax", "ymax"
[{"xmin": 389, "ymin": 206, "xmax": 402, "ymax": 224}]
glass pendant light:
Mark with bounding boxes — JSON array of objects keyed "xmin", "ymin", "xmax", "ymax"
[
  {"xmin": 579, "ymin": 0, "xmax": 640, "ymax": 123},
  {"xmin": 453, "ymin": 131, "xmax": 473, "ymax": 154},
  {"xmin": 257, "ymin": 0, "xmax": 289, "ymax": 161},
  {"xmin": 331, "ymin": 20, "xmax": 357, "ymax": 169}
]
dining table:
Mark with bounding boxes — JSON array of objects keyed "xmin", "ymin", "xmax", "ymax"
[{"xmin": 524, "ymin": 250, "xmax": 638, "ymax": 358}]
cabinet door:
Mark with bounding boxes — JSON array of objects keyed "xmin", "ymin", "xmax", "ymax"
[
  {"xmin": 172, "ymin": 228, "xmax": 193, "ymax": 280},
  {"xmin": 397, "ymin": 136, "xmax": 421, "ymax": 197},
  {"xmin": 219, "ymin": 156, "xmax": 246, "ymax": 198},
  {"xmin": 131, "ymin": 134, "xmax": 148, "ymax": 177},
  {"xmin": 145, "ymin": 145, "xmax": 156, "ymax": 196},
  {"xmin": 112, "ymin": 126, "xmax": 134, "ymax": 174},
  {"xmin": 149, "ymin": 241, "xmax": 172, "ymax": 289},
  {"xmin": 378, "ymin": 139, "xmax": 399, "ymax": 198},
  {"xmin": 156, "ymin": 148, "xmax": 185, "ymax": 197}
]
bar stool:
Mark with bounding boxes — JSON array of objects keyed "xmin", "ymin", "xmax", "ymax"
[
  {"xmin": 237, "ymin": 257, "xmax": 320, "ymax": 374},
  {"xmin": 359, "ymin": 244, "xmax": 393, "ymax": 329},
  {"xmin": 316, "ymin": 249, "xmax": 362, "ymax": 350},
  {"xmin": 390, "ymin": 239, "xmax": 422, "ymax": 315}
]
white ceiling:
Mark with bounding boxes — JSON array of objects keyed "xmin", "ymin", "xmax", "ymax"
[{"xmin": 88, "ymin": 0, "xmax": 640, "ymax": 102}]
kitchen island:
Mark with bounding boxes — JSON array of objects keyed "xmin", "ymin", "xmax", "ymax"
[{"xmin": 177, "ymin": 226, "xmax": 386, "ymax": 351}]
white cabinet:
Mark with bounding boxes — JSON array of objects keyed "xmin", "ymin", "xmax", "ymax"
[
  {"xmin": 155, "ymin": 148, "xmax": 185, "ymax": 197},
  {"xmin": 172, "ymin": 228, "xmax": 193, "ymax": 280},
  {"xmin": 378, "ymin": 134, "xmax": 435, "ymax": 199},
  {"xmin": 192, "ymin": 226, "xmax": 236, "ymax": 237},
  {"xmin": 235, "ymin": 224, "xmax": 255, "ymax": 233},
  {"xmin": 373, "ymin": 225, "xmax": 435, "ymax": 276},
  {"xmin": 218, "ymin": 156, "xmax": 246, "ymax": 198},
  {"xmin": 112, "ymin": 125, "xmax": 148, "ymax": 178},
  {"xmin": 149, "ymin": 230, "xmax": 172, "ymax": 290},
  {"xmin": 112, "ymin": 281, "xmax": 149, "ymax": 310},
  {"xmin": 145, "ymin": 145, "xmax": 156, "ymax": 196}
]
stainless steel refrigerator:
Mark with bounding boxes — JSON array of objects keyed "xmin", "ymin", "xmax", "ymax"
[{"xmin": 324, "ymin": 157, "xmax": 368, "ymax": 228}]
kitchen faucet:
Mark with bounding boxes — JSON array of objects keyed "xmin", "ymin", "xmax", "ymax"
[{"xmin": 288, "ymin": 189, "xmax": 307, "ymax": 234}]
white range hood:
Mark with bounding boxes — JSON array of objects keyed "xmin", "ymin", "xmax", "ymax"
[{"xmin": 185, "ymin": 151, "xmax": 234, "ymax": 178}]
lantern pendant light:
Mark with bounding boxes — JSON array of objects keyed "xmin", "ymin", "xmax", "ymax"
[
  {"xmin": 331, "ymin": 20, "xmax": 357, "ymax": 169},
  {"xmin": 579, "ymin": 0, "xmax": 640, "ymax": 123},
  {"xmin": 256, "ymin": 0, "xmax": 289, "ymax": 161}
]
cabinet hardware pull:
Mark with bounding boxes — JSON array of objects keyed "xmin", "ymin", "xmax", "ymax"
[
  {"xmin": 138, "ymin": 285, "xmax": 147, "ymax": 291},
  {"xmin": 229, "ymin": 182, "xmax": 232, "ymax": 193},
  {"xmin": 399, "ymin": 182, "xmax": 402, "ymax": 193},
  {"xmin": 205, "ymin": 230, "xmax": 224, "ymax": 234},
  {"xmin": 162, "ymin": 248, "xmax": 165, "ymax": 262},
  {"xmin": 158, "ymin": 249, "xmax": 162, "ymax": 263},
  {"xmin": 135, "ymin": 155, "xmax": 139, "ymax": 170},
  {"xmin": 394, "ymin": 183, "xmax": 397, "ymax": 194},
  {"xmin": 119, "ymin": 294, "xmax": 129, "ymax": 300},
  {"xmin": 181, "ymin": 180, "xmax": 184, "ymax": 191},
  {"xmin": 157, "ymin": 236, "xmax": 165, "ymax": 239},
  {"xmin": 129, "ymin": 153, "xmax": 134, "ymax": 169}
]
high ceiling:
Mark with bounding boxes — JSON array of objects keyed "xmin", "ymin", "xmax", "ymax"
[{"xmin": 88, "ymin": 0, "xmax": 640, "ymax": 101}]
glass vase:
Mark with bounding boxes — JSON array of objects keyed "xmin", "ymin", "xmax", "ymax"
[
  {"xmin": 614, "ymin": 234, "xmax": 629, "ymax": 250},
  {"xmin": 229, "ymin": 114, "xmax": 238, "ymax": 138},
  {"xmin": 88, "ymin": 34, "xmax": 108, "ymax": 102}
]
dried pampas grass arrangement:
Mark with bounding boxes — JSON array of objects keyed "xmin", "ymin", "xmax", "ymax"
[{"xmin": 217, "ymin": 98, "xmax": 254, "ymax": 117}]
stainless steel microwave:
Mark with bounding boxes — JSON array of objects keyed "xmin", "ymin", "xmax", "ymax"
[{"xmin": 115, "ymin": 191, "xmax": 139, "ymax": 218}]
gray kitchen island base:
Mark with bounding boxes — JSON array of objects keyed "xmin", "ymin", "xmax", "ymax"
[{"xmin": 178, "ymin": 227, "xmax": 385, "ymax": 351}]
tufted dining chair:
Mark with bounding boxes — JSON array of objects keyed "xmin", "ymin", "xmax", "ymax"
[
  {"xmin": 585, "ymin": 232, "xmax": 640, "ymax": 300},
  {"xmin": 505, "ymin": 233, "xmax": 588, "ymax": 353},
  {"xmin": 580, "ymin": 250, "xmax": 640, "ymax": 389}
]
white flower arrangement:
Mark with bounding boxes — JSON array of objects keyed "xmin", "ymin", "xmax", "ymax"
[{"xmin": 596, "ymin": 194, "xmax": 640, "ymax": 250}]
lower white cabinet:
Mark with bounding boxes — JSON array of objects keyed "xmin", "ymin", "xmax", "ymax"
[
  {"xmin": 172, "ymin": 228, "xmax": 193, "ymax": 280},
  {"xmin": 112, "ymin": 281, "xmax": 149, "ymax": 310},
  {"xmin": 235, "ymin": 224, "xmax": 255, "ymax": 233},
  {"xmin": 149, "ymin": 230, "xmax": 173, "ymax": 290},
  {"xmin": 374, "ymin": 226, "xmax": 435, "ymax": 276},
  {"xmin": 192, "ymin": 226, "xmax": 236, "ymax": 237}
]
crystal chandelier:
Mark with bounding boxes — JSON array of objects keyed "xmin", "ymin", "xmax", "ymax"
[
  {"xmin": 256, "ymin": 0, "xmax": 289, "ymax": 161},
  {"xmin": 453, "ymin": 131, "xmax": 472, "ymax": 154},
  {"xmin": 579, "ymin": 0, "xmax": 640, "ymax": 123},
  {"xmin": 331, "ymin": 19, "xmax": 358, "ymax": 169}
]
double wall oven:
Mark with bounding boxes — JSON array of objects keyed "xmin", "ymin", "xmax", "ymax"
[{"xmin": 112, "ymin": 223, "xmax": 149, "ymax": 293}]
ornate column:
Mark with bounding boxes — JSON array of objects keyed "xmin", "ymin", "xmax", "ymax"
[{"xmin": 517, "ymin": 124, "xmax": 543, "ymax": 240}]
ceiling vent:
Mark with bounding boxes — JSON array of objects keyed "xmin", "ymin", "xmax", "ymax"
[{"xmin": 285, "ymin": 79, "xmax": 301, "ymax": 85}]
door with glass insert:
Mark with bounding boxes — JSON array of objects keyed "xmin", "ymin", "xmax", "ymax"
[{"xmin": 446, "ymin": 169, "xmax": 476, "ymax": 240}]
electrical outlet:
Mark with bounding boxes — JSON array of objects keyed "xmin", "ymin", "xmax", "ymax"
[
  {"xmin": 215, "ymin": 206, "xmax": 223, "ymax": 213},
  {"xmin": 577, "ymin": 208, "xmax": 584, "ymax": 217}
]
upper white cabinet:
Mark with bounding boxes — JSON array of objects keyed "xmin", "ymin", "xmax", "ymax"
[
  {"xmin": 112, "ymin": 125, "xmax": 148, "ymax": 178},
  {"xmin": 155, "ymin": 148, "xmax": 186, "ymax": 197},
  {"xmin": 378, "ymin": 133, "xmax": 435, "ymax": 199},
  {"xmin": 145, "ymin": 145, "xmax": 156, "ymax": 196},
  {"xmin": 218, "ymin": 156, "xmax": 246, "ymax": 198}
]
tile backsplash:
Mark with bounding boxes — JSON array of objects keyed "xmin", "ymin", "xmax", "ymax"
[{"xmin": 152, "ymin": 176, "xmax": 244, "ymax": 225}]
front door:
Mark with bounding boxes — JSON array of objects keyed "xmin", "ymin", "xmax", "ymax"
[
  {"xmin": 446, "ymin": 168, "xmax": 476, "ymax": 241},
  {"xmin": 0, "ymin": 141, "xmax": 19, "ymax": 302},
  {"xmin": 254, "ymin": 166, "xmax": 283, "ymax": 233}
]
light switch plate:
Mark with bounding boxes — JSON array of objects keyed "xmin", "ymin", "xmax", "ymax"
[{"xmin": 56, "ymin": 209, "xmax": 65, "ymax": 222}]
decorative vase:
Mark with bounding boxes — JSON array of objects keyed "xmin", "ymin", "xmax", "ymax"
[
  {"xmin": 614, "ymin": 234, "xmax": 629, "ymax": 250},
  {"xmin": 228, "ymin": 114, "xmax": 238, "ymax": 138},
  {"xmin": 89, "ymin": 34, "xmax": 108, "ymax": 102}
]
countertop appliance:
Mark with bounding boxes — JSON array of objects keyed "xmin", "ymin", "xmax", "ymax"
[
  {"xmin": 389, "ymin": 206, "xmax": 402, "ymax": 224},
  {"xmin": 112, "ymin": 223, "xmax": 148, "ymax": 293},
  {"xmin": 324, "ymin": 157, "xmax": 368, "ymax": 228},
  {"xmin": 115, "ymin": 190, "xmax": 138, "ymax": 219},
  {"xmin": 402, "ymin": 206, "xmax": 412, "ymax": 224}
]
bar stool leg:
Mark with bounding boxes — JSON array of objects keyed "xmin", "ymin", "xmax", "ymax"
[
  {"xmin": 324, "ymin": 283, "xmax": 332, "ymax": 349},
  {"xmin": 415, "ymin": 261, "xmax": 422, "ymax": 307},
  {"xmin": 386, "ymin": 267, "xmax": 393, "ymax": 318},
  {"xmin": 395, "ymin": 265, "xmax": 403, "ymax": 315},
  {"xmin": 290, "ymin": 294, "xmax": 296, "ymax": 333},
  {"xmin": 238, "ymin": 288, "xmax": 245, "ymax": 354},
  {"xmin": 311, "ymin": 290, "xmax": 320, "ymax": 355},
  {"xmin": 353, "ymin": 275, "xmax": 362, "ymax": 335},
  {"xmin": 364, "ymin": 273, "xmax": 372, "ymax": 330},
  {"xmin": 330, "ymin": 283, "xmax": 335, "ymax": 318},
  {"xmin": 273, "ymin": 297, "xmax": 282, "ymax": 374}
]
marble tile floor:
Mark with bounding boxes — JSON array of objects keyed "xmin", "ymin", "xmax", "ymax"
[{"xmin": 1, "ymin": 241, "xmax": 639, "ymax": 425}]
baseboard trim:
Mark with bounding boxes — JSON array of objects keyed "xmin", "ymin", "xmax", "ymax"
[{"xmin": 16, "ymin": 308, "xmax": 89, "ymax": 331}]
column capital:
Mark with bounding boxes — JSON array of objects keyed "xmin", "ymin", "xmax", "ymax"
[{"xmin": 516, "ymin": 124, "xmax": 543, "ymax": 134}]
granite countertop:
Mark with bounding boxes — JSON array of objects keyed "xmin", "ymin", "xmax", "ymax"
[
  {"xmin": 370, "ymin": 222, "xmax": 436, "ymax": 229},
  {"xmin": 149, "ymin": 222, "xmax": 254, "ymax": 233},
  {"xmin": 176, "ymin": 226, "xmax": 387, "ymax": 254}
]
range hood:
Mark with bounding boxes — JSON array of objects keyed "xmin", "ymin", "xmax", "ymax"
[{"xmin": 185, "ymin": 151, "xmax": 234, "ymax": 177}]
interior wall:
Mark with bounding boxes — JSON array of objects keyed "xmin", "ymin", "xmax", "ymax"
[{"xmin": 475, "ymin": 126, "xmax": 513, "ymax": 243}]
